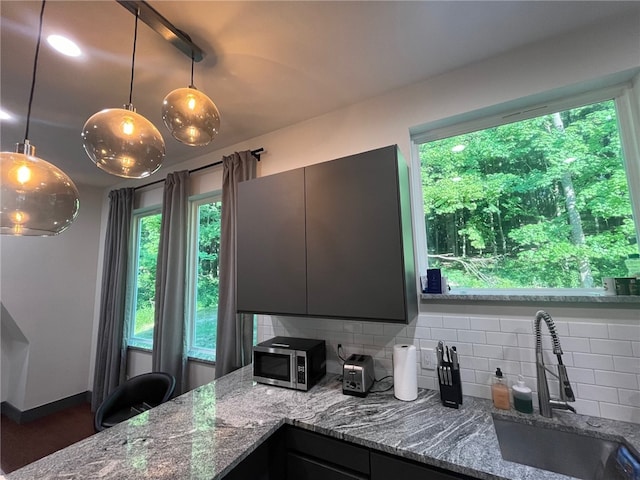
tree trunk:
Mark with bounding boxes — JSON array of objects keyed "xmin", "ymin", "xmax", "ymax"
[{"xmin": 552, "ymin": 113, "xmax": 594, "ymax": 288}]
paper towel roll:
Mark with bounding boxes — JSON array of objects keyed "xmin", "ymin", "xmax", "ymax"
[{"xmin": 393, "ymin": 344, "xmax": 418, "ymax": 401}]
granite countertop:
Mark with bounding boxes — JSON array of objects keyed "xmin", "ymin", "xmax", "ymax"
[{"xmin": 8, "ymin": 366, "xmax": 640, "ymax": 480}]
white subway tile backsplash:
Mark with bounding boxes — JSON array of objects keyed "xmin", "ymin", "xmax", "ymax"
[
  {"xmin": 362, "ymin": 322, "xmax": 384, "ymax": 335},
  {"xmin": 551, "ymin": 322, "xmax": 570, "ymax": 337},
  {"xmin": 594, "ymin": 370, "xmax": 638, "ymax": 389},
  {"xmin": 473, "ymin": 344, "xmax": 503, "ymax": 359},
  {"xmin": 488, "ymin": 359, "xmax": 521, "ymax": 376},
  {"xmin": 383, "ymin": 323, "xmax": 405, "ymax": 336},
  {"xmin": 460, "ymin": 356, "xmax": 489, "ymax": 371},
  {"xmin": 431, "ymin": 328, "xmax": 458, "ymax": 342},
  {"xmin": 258, "ymin": 311, "xmax": 640, "ymax": 424},
  {"xmin": 565, "ymin": 367, "xmax": 595, "ymax": 385},
  {"xmin": 500, "ymin": 319, "xmax": 531, "ymax": 334},
  {"xmin": 573, "ymin": 352, "xmax": 614, "ymax": 370},
  {"xmin": 569, "ymin": 321, "xmax": 609, "ymax": 339},
  {"xmin": 572, "ymin": 398, "xmax": 601, "ymax": 417},
  {"xmin": 417, "ymin": 314, "xmax": 443, "ymax": 328},
  {"xmin": 486, "ymin": 332, "xmax": 518, "ymax": 347},
  {"xmin": 459, "ymin": 368, "xmax": 476, "ymax": 383},
  {"xmin": 457, "ymin": 330, "xmax": 486, "ymax": 344},
  {"xmin": 618, "ymin": 389, "xmax": 640, "ymax": 408},
  {"xmin": 560, "ymin": 336, "xmax": 591, "ymax": 353},
  {"xmin": 463, "ymin": 383, "xmax": 491, "ymax": 399},
  {"xmin": 577, "ymin": 384, "xmax": 619, "ymax": 403},
  {"xmin": 452, "ymin": 342, "xmax": 473, "ymax": 356},
  {"xmin": 503, "ymin": 346, "xmax": 535, "ymax": 363},
  {"xmin": 470, "ymin": 317, "xmax": 501, "ymax": 331},
  {"xmin": 521, "ymin": 362, "xmax": 538, "ymax": 378},
  {"xmin": 444, "ymin": 316, "xmax": 470, "ymax": 330},
  {"xmin": 475, "ymin": 370, "xmax": 493, "ymax": 386},
  {"xmin": 608, "ymin": 324, "xmax": 640, "ymax": 341},
  {"xmin": 353, "ymin": 334, "xmax": 375, "ymax": 345},
  {"xmin": 343, "ymin": 322, "xmax": 364, "ymax": 334},
  {"xmin": 600, "ymin": 403, "xmax": 640, "ymax": 423},
  {"xmin": 590, "ymin": 338, "xmax": 633, "ymax": 356},
  {"xmin": 613, "ymin": 356, "xmax": 640, "ymax": 375},
  {"xmin": 517, "ymin": 334, "xmax": 535, "ymax": 349}
]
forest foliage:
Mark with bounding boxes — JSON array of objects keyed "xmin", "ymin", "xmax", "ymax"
[{"xmin": 420, "ymin": 99, "xmax": 637, "ymax": 289}]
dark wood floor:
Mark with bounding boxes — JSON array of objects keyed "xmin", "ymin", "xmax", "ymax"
[{"xmin": 1, "ymin": 402, "xmax": 95, "ymax": 474}]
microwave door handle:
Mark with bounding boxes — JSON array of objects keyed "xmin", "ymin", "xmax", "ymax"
[{"xmin": 291, "ymin": 353, "xmax": 298, "ymax": 389}]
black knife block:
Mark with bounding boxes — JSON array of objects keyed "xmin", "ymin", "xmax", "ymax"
[{"xmin": 438, "ymin": 368, "xmax": 463, "ymax": 409}]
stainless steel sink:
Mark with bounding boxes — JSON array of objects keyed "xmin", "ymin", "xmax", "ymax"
[{"xmin": 493, "ymin": 416, "xmax": 627, "ymax": 480}]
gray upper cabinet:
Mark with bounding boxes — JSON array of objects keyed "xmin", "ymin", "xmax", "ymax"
[
  {"xmin": 237, "ymin": 145, "xmax": 417, "ymax": 323},
  {"xmin": 237, "ymin": 168, "xmax": 307, "ymax": 315}
]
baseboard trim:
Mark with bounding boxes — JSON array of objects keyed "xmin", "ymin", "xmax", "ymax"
[{"xmin": 1, "ymin": 391, "xmax": 91, "ymax": 424}]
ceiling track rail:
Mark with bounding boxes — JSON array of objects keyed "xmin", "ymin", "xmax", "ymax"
[{"xmin": 117, "ymin": 0, "xmax": 205, "ymax": 62}]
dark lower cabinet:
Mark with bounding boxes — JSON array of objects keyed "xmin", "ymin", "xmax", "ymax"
[{"xmin": 223, "ymin": 425, "xmax": 477, "ymax": 480}]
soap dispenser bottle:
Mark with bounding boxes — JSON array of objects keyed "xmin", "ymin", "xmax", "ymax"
[
  {"xmin": 512, "ymin": 375, "xmax": 533, "ymax": 414},
  {"xmin": 491, "ymin": 368, "xmax": 510, "ymax": 410}
]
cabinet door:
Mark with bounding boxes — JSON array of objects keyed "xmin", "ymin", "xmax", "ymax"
[
  {"xmin": 370, "ymin": 451, "xmax": 473, "ymax": 480},
  {"xmin": 287, "ymin": 452, "xmax": 368, "ymax": 480},
  {"xmin": 305, "ymin": 146, "xmax": 408, "ymax": 321},
  {"xmin": 285, "ymin": 426, "xmax": 370, "ymax": 475},
  {"xmin": 237, "ymin": 168, "xmax": 307, "ymax": 315}
]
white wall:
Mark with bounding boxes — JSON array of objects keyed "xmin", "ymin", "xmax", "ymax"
[{"xmin": 1, "ymin": 185, "xmax": 104, "ymax": 410}]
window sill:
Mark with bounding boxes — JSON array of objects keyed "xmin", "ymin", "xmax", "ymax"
[
  {"xmin": 421, "ymin": 292, "xmax": 640, "ymax": 307},
  {"xmin": 126, "ymin": 345, "xmax": 216, "ymax": 365}
]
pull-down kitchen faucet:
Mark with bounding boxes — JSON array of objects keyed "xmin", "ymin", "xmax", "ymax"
[{"xmin": 534, "ymin": 310, "xmax": 576, "ymax": 417}]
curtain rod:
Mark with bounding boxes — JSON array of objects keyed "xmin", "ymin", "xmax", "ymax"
[{"xmin": 133, "ymin": 148, "xmax": 264, "ymax": 191}]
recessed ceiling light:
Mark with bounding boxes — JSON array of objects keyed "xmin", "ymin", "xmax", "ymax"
[
  {"xmin": 0, "ymin": 109, "xmax": 12, "ymax": 121},
  {"xmin": 47, "ymin": 34, "xmax": 81, "ymax": 57},
  {"xmin": 451, "ymin": 144, "xmax": 466, "ymax": 153}
]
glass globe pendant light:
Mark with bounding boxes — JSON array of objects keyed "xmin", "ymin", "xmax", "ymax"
[
  {"xmin": 162, "ymin": 51, "xmax": 220, "ymax": 147},
  {"xmin": 81, "ymin": 9, "xmax": 164, "ymax": 179},
  {"xmin": 0, "ymin": 0, "xmax": 80, "ymax": 236}
]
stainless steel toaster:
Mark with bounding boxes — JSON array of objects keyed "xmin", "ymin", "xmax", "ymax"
[{"xmin": 342, "ymin": 354, "xmax": 375, "ymax": 397}]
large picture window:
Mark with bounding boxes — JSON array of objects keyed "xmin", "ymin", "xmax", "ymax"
[{"xmin": 417, "ymin": 92, "xmax": 639, "ymax": 292}]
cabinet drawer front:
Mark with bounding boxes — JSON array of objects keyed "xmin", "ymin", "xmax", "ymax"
[
  {"xmin": 370, "ymin": 451, "xmax": 472, "ymax": 480},
  {"xmin": 286, "ymin": 427, "xmax": 370, "ymax": 475},
  {"xmin": 287, "ymin": 452, "xmax": 368, "ymax": 480}
]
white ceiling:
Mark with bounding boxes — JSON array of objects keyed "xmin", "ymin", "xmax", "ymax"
[{"xmin": 1, "ymin": 1, "xmax": 638, "ymax": 187}]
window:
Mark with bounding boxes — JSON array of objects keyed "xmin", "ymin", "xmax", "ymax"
[
  {"xmin": 415, "ymin": 89, "xmax": 639, "ymax": 293},
  {"xmin": 128, "ymin": 209, "xmax": 161, "ymax": 348},
  {"xmin": 187, "ymin": 195, "xmax": 222, "ymax": 360}
]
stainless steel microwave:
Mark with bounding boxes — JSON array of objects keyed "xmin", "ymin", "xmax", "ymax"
[{"xmin": 253, "ymin": 336, "xmax": 326, "ymax": 391}]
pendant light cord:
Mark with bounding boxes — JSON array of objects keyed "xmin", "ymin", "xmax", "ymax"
[
  {"xmin": 128, "ymin": 8, "xmax": 140, "ymax": 105},
  {"xmin": 24, "ymin": 0, "xmax": 46, "ymax": 140}
]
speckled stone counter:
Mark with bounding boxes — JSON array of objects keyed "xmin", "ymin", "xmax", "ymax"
[{"xmin": 8, "ymin": 366, "xmax": 640, "ymax": 480}]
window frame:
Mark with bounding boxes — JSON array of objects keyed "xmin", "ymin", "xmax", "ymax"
[
  {"xmin": 185, "ymin": 191, "xmax": 223, "ymax": 361},
  {"xmin": 409, "ymin": 83, "xmax": 640, "ymax": 296},
  {"xmin": 126, "ymin": 205, "xmax": 162, "ymax": 350}
]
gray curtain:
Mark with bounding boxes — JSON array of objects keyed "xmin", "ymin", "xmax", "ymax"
[
  {"xmin": 152, "ymin": 170, "xmax": 190, "ymax": 395},
  {"xmin": 91, "ymin": 188, "xmax": 134, "ymax": 411},
  {"xmin": 215, "ymin": 151, "xmax": 257, "ymax": 378}
]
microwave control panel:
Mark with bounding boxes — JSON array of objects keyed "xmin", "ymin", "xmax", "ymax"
[{"xmin": 297, "ymin": 356, "xmax": 306, "ymax": 386}]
